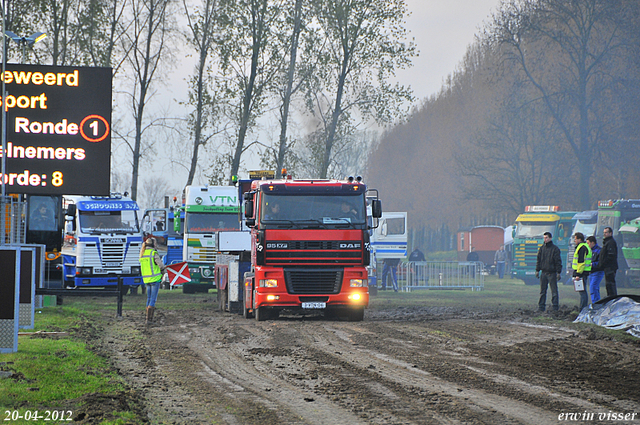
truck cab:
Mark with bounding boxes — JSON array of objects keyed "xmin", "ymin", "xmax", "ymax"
[
  {"xmin": 61, "ymin": 193, "xmax": 143, "ymax": 289},
  {"xmin": 369, "ymin": 212, "xmax": 407, "ymax": 288},
  {"xmin": 242, "ymin": 176, "xmax": 381, "ymax": 321},
  {"xmin": 512, "ymin": 206, "xmax": 577, "ymax": 285}
]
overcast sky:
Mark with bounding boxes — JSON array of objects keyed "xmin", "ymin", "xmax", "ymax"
[{"xmin": 397, "ymin": 0, "xmax": 501, "ymax": 101}]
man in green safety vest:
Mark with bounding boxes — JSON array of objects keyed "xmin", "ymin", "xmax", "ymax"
[
  {"xmin": 572, "ymin": 232, "xmax": 592, "ymax": 312},
  {"xmin": 139, "ymin": 237, "xmax": 165, "ymax": 324}
]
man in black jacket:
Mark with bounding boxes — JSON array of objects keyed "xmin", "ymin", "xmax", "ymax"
[
  {"xmin": 535, "ymin": 232, "xmax": 563, "ymax": 311},
  {"xmin": 596, "ymin": 227, "xmax": 618, "ymax": 297}
]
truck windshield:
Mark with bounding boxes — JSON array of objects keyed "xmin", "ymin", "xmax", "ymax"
[
  {"xmin": 596, "ymin": 213, "xmax": 618, "ymax": 237},
  {"xmin": 573, "ymin": 221, "xmax": 597, "ymax": 238},
  {"xmin": 79, "ymin": 210, "xmax": 140, "ymax": 234},
  {"xmin": 515, "ymin": 222, "xmax": 556, "ymax": 238},
  {"xmin": 186, "ymin": 213, "xmax": 239, "ymax": 233},
  {"xmin": 261, "ymin": 193, "xmax": 365, "ymax": 225}
]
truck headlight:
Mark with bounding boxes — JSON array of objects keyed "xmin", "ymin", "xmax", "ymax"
[
  {"xmin": 259, "ymin": 279, "xmax": 278, "ymax": 288},
  {"xmin": 350, "ymin": 278, "xmax": 367, "ymax": 287},
  {"xmin": 77, "ymin": 267, "xmax": 92, "ymax": 275},
  {"xmin": 131, "ymin": 266, "xmax": 141, "ymax": 275}
]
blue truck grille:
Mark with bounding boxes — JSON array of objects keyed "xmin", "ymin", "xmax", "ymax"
[{"xmin": 284, "ymin": 268, "xmax": 343, "ymax": 294}]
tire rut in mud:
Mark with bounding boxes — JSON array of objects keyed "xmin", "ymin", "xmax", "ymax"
[{"xmin": 99, "ymin": 306, "xmax": 640, "ymax": 425}]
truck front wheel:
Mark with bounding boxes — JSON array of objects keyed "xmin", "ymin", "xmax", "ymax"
[
  {"xmin": 348, "ymin": 307, "xmax": 365, "ymax": 322},
  {"xmin": 255, "ymin": 306, "xmax": 267, "ymax": 321},
  {"xmin": 243, "ymin": 300, "xmax": 253, "ymax": 318}
]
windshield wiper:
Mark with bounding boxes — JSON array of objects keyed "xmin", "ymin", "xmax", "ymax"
[
  {"xmin": 328, "ymin": 218, "xmax": 356, "ymax": 228},
  {"xmin": 296, "ymin": 219, "xmax": 327, "ymax": 229},
  {"xmin": 265, "ymin": 219, "xmax": 297, "ymax": 228}
]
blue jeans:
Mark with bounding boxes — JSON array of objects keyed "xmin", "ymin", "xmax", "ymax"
[
  {"xmin": 146, "ymin": 281, "xmax": 160, "ymax": 307},
  {"xmin": 496, "ymin": 261, "xmax": 505, "ymax": 279},
  {"xmin": 381, "ymin": 263, "xmax": 398, "ymax": 291},
  {"xmin": 589, "ymin": 271, "xmax": 604, "ymax": 303}
]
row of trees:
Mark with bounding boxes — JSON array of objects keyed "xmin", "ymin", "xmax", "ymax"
[
  {"xmin": 6, "ymin": 0, "xmax": 417, "ymax": 202},
  {"xmin": 368, "ymin": 0, "xmax": 640, "ymax": 238}
]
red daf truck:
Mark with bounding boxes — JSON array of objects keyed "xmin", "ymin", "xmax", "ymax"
[{"xmin": 241, "ymin": 174, "xmax": 381, "ymax": 321}]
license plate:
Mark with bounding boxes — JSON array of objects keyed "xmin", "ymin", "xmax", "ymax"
[
  {"xmin": 302, "ymin": 302, "xmax": 326, "ymax": 309},
  {"xmin": 105, "ymin": 262, "xmax": 121, "ymax": 267}
]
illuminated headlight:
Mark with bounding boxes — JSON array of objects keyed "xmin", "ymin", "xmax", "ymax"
[
  {"xmin": 349, "ymin": 293, "xmax": 362, "ymax": 301},
  {"xmin": 350, "ymin": 278, "xmax": 367, "ymax": 287},
  {"xmin": 259, "ymin": 279, "xmax": 278, "ymax": 288},
  {"xmin": 131, "ymin": 266, "xmax": 141, "ymax": 275},
  {"xmin": 266, "ymin": 295, "xmax": 280, "ymax": 301},
  {"xmin": 202, "ymin": 268, "xmax": 213, "ymax": 277}
]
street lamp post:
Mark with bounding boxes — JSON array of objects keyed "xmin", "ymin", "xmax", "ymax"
[
  {"xmin": 0, "ymin": 18, "xmax": 46, "ymax": 243},
  {"xmin": 4, "ymin": 31, "xmax": 46, "ymax": 64}
]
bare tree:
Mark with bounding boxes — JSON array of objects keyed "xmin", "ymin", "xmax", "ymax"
[
  {"xmin": 456, "ymin": 90, "xmax": 572, "ymax": 214},
  {"xmin": 6, "ymin": 0, "xmax": 122, "ymax": 66},
  {"xmin": 137, "ymin": 176, "xmax": 175, "ymax": 209},
  {"xmin": 215, "ymin": 0, "xmax": 287, "ymax": 184},
  {"xmin": 307, "ymin": 0, "xmax": 415, "ymax": 179},
  {"xmin": 182, "ymin": 0, "xmax": 226, "ymax": 187},
  {"xmin": 489, "ymin": 0, "xmax": 629, "ymax": 209},
  {"xmin": 117, "ymin": 0, "xmax": 173, "ymax": 200},
  {"xmin": 274, "ymin": 0, "xmax": 304, "ymax": 172}
]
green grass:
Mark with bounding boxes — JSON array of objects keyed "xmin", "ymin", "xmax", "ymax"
[
  {"xmin": 0, "ymin": 307, "xmax": 131, "ymax": 424},
  {"xmin": 370, "ymin": 274, "xmax": 640, "ymax": 311}
]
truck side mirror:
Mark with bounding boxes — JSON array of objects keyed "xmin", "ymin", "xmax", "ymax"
[
  {"xmin": 371, "ymin": 199, "xmax": 382, "ymax": 218},
  {"xmin": 244, "ymin": 200, "xmax": 254, "ymax": 218},
  {"xmin": 66, "ymin": 203, "xmax": 76, "ymax": 217}
]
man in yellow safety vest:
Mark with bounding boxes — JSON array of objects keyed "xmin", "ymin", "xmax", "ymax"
[
  {"xmin": 572, "ymin": 232, "xmax": 592, "ymax": 312},
  {"xmin": 139, "ymin": 237, "xmax": 165, "ymax": 323}
]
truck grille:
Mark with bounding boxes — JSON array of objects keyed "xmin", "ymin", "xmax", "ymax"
[
  {"xmin": 191, "ymin": 247, "xmax": 217, "ymax": 263},
  {"xmin": 514, "ymin": 243, "xmax": 540, "ymax": 268},
  {"xmin": 265, "ymin": 240, "xmax": 362, "ymax": 265},
  {"xmin": 284, "ymin": 268, "xmax": 343, "ymax": 294},
  {"xmin": 101, "ymin": 243, "xmax": 125, "ymax": 269}
]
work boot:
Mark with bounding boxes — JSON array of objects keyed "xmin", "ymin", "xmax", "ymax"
[
  {"xmin": 148, "ymin": 306, "xmax": 155, "ymax": 323},
  {"xmin": 145, "ymin": 307, "xmax": 150, "ymax": 324}
]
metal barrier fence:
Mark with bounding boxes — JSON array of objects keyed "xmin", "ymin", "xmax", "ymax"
[{"xmin": 395, "ymin": 261, "xmax": 484, "ymax": 291}]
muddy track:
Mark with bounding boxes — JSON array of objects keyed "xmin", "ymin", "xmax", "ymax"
[{"xmin": 98, "ymin": 305, "xmax": 640, "ymax": 425}]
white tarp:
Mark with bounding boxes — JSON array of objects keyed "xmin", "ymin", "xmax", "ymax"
[{"xmin": 574, "ymin": 295, "xmax": 640, "ymax": 338}]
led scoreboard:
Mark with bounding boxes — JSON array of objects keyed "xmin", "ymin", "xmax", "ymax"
[{"xmin": 0, "ymin": 64, "xmax": 112, "ymax": 195}]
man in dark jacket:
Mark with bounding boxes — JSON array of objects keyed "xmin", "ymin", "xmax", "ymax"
[
  {"xmin": 535, "ymin": 232, "xmax": 563, "ymax": 311},
  {"xmin": 595, "ymin": 227, "xmax": 618, "ymax": 297}
]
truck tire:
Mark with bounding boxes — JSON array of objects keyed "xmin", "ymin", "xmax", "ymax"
[
  {"xmin": 348, "ymin": 307, "xmax": 365, "ymax": 322},
  {"xmin": 243, "ymin": 300, "xmax": 253, "ymax": 319},
  {"xmin": 218, "ymin": 288, "xmax": 228, "ymax": 312},
  {"xmin": 255, "ymin": 306, "xmax": 268, "ymax": 321}
]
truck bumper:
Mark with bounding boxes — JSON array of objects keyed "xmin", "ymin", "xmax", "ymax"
[{"xmin": 253, "ymin": 289, "xmax": 369, "ymax": 310}]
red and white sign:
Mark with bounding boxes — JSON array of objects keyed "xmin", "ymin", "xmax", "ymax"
[{"xmin": 165, "ymin": 262, "xmax": 191, "ymax": 287}]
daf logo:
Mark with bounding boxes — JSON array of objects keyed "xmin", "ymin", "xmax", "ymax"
[
  {"xmin": 340, "ymin": 243, "xmax": 361, "ymax": 249},
  {"xmin": 195, "ymin": 197, "xmax": 203, "ymax": 205}
]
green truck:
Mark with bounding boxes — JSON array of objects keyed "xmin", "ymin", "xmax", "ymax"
[
  {"xmin": 597, "ymin": 199, "xmax": 640, "ymax": 287},
  {"xmin": 512, "ymin": 206, "xmax": 577, "ymax": 285}
]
